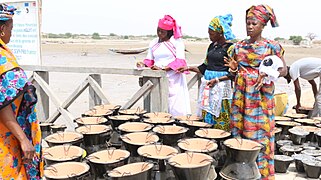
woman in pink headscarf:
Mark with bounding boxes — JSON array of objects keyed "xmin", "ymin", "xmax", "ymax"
[
  {"xmin": 225, "ymin": 4, "xmax": 287, "ymax": 180},
  {"xmin": 142, "ymin": 15, "xmax": 191, "ymax": 116}
]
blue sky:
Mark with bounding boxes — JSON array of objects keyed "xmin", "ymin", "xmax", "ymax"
[{"xmin": 40, "ymin": 0, "xmax": 320, "ymax": 39}]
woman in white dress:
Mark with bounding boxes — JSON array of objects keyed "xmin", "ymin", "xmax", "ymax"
[{"xmin": 142, "ymin": 15, "xmax": 191, "ymax": 116}]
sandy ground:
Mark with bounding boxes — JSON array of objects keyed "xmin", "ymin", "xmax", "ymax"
[{"xmin": 39, "ymin": 39, "xmax": 321, "ymax": 179}]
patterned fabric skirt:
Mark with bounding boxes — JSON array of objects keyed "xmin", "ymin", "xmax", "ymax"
[
  {"xmin": 201, "ymin": 70, "xmax": 231, "ymax": 131},
  {"xmin": 230, "ymin": 67, "xmax": 275, "ymax": 180}
]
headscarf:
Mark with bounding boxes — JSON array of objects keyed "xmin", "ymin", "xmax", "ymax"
[
  {"xmin": 246, "ymin": 4, "xmax": 279, "ymax": 27},
  {"xmin": 209, "ymin": 14, "xmax": 235, "ymax": 40},
  {"xmin": 0, "ymin": 3, "xmax": 16, "ymax": 21},
  {"xmin": 158, "ymin": 15, "xmax": 183, "ymax": 39}
]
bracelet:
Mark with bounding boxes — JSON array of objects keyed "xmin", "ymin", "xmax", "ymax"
[{"xmin": 229, "ymin": 67, "xmax": 238, "ymax": 73}]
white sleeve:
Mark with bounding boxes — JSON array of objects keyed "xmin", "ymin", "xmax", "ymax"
[
  {"xmin": 173, "ymin": 38, "xmax": 186, "ymax": 60},
  {"xmin": 145, "ymin": 38, "xmax": 157, "ymax": 60}
]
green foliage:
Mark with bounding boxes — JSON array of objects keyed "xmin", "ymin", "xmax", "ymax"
[
  {"xmin": 92, "ymin": 32, "xmax": 101, "ymax": 39},
  {"xmin": 123, "ymin": 35, "xmax": 129, "ymax": 39},
  {"xmin": 274, "ymin": 37, "xmax": 285, "ymax": 41},
  {"xmin": 109, "ymin": 33, "xmax": 117, "ymax": 36},
  {"xmin": 289, "ymin": 36, "xmax": 303, "ymax": 45}
]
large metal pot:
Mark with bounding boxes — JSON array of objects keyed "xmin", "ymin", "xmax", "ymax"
[
  {"xmin": 120, "ymin": 132, "xmax": 159, "ymax": 157},
  {"xmin": 289, "ymin": 127, "xmax": 309, "ymax": 145},
  {"xmin": 45, "ymin": 131, "xmax": 84, "ymax": 147},
  {"xmin": 219, "ymin": 138, "xmax": 263, "ymax": 180},
  {"xmin": 87, "ymin": 149, "xmax": 130, "ymax": 179},
  {"xmin": 74, "ymin": 116, "xmax": 109, "ymax": 126},
  {"xmin": 174, "ymin": 115, "xmax": 202, "ymax": 122},
  {"xmin": 274, "ymin": 155, "xmax": 294, "ymax": 173},
  {"xmin": 143, "ymin": 117, "xmax": 175, "ymax": 126},
  {"xmin": 143, "ymin": 112, "xmax": 172, "ymax": 119},
  {"xmin": 108, "ymin": 162, "xmax": 154, "ymax": 180},
  {"xmin": 75, "ymin": 125, "xmax": 112, "ymax": 147},
  {"xmin": 177, "ymin": 138, "xmax": 218, "ymax": 154},
  {"xmin": 43, "ymin": 144, "xmax": 84, "ymax": 165},
  {"xmin": 118, "ymin": 122, "xmax": 153, "ymax": 135},
  {"xmin": 108, "ymin": 115, "xmax": 141, "ymax": 130},
  {"xmin": 118, "ymin": 107, "xmax": 147, "ymax": 118},
  {"xmin": 51, "ymin": 124, "xmax": 67, "ymax": 133},
  {"xmin": 44, "ymin": 162, "xmax": 91, "ymax": 180},
  {"xmin": 178, "ymin": 121, "xmax": 212, "ymax": 137},
  {"xmin": 168, "ymin": 152, "xmax": 214, "ymax": 180},
  {"xmin": 195, "ymin": 128, "xmax": 231, "ymax": 149},
  {"xmin": 152, "ymin": 125, "xmax": 188, "ymax": 146},
  {"xmin": 83, "ymin": 104, "xmax": 121, "ymax": 117},
  {"xmin": 275, "ymin": 121, "xmax": 301, "ymax": 136},
  {"xmin": 137, "ymin": 143, "xmax": 178, "ymax": 171},
  {"xmin": 40, "ymin": 122, "xmax": 53, "ymax": 139}
]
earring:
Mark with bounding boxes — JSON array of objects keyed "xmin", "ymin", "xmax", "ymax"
[{"xmin": 0, "ymin": 32, "xmax": 4, "ymax": 37}]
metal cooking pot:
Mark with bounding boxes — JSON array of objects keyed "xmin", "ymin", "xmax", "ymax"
[
  {"xmin": 108, "ymin": 162, "xmax": 154, "ymax": 180},
  {"xmin": 44, "ymin": 162, "xmax": 91, "ymax": 180},
  {"xmin": 152, "ymin": 125, "xmax": 188, "ymax": 146},
  {"xmin": 43, "ymin": 144, "xmax": 84, "ymax": 165},
  {"xmin": 75, "ymin": 125, "xmax": 112, "ymax": 147},
  {"xmin": 45, "ymin": 131, "xmax": 84, "ymax": 147}
]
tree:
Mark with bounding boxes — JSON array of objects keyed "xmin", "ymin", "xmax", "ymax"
[
  {"xmin": 274, "ymin": 37, "xmax": 285, "ymax": 41},
  {"xmin": 65, "ymin": 32, "xmax": 72, "ymax": 38},
  {"xmin": 306, "ymin": 33, "xmax": 317, "ymax": 41},
  {"xmin": 289, "ymin": 35, "xmax": 303, "ymax": 45},
  {"xmin": 92, "ymin": 32, "xmax": 101, "ymax": 39}
]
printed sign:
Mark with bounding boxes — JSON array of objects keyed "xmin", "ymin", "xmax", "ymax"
[{"xmin": 5, "ymin": 0, "xmax": 41, "ymax": 65}]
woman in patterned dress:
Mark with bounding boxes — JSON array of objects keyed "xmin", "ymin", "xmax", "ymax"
[
  {"xmin": 226, "ymin": 5, "xmax": 287, "ymax": 179},
  {"xmin": 142, "ymin": 15, "xmax": 191, "ymax": 116},
  {"xmin": 0, "ymin": 3, "xmax": 43, "ymax": 179},
  {"xmin": 178, "ymin": 14, "xmax": 235, "ymax": 131}
]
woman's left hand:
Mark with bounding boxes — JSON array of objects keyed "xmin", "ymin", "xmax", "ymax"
[
  {"xmin": 254, "ymin": 72, "xmax": 267, "ymax": 90},
  {"xmin": 207, "ymin": 78, "xmax": 219, "ymax": 88}
]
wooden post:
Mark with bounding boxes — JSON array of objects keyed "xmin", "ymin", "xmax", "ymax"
[
  {"xmin": 142, "ymin": 72, "xmax": 168, "ymax": 113},
  {"xmin": 89, "ymin": 74, "xmax": 102, "ymax": 109},
  {"xmin": 34, "ymin": 71, "xmax": 49, "ymax": 121}
]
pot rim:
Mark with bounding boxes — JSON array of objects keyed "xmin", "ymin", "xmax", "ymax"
[
  {"xmin": 223, "ymin": 138, "xmax": 263, "ymax": 151},
  {"xmin": 137, "ymin": 144, "xmax": 178, "ymax": 160},
  {"xmin": 275, "ymin": 121, "xmax": 301, "ymax": 126},
  {"xmin": 275, "ymin": 116, "xmax": 292, "ymax": 121},
  {"xmin": 284, "ymin": 113, "xmax": 308, "ymax": 119},
  {"xmin": 177, "ymin": 138, "xmax": 218, "ymax": 153},
  {"xmin": 75, "ymin": 124, "xmax": 111, "ymax": 135},
  {"xmin": 195, "ymin": 128, "xmax": 231, "ymax": 139},
  {"xmin": 108, "ymin": 115, "xmax": 140, "ymax": 121},
  {"xmin": 44, "ymin": 162, "xmax": 90, "ymax": 179},
  {"xmin": 143, "ymin": 117, "xmax": 175, "ymax": 124},
  {"xmin": 74, "ymin": 116, "xmax": 108, "ymax": 125},
  {"xmin": 179, "ymin": 120, "xmax": 212, "ymax": 128},
  {"xmin": 118, "ymin": 122, "xmax": 153, "ymax": 133},
  {"xmin": 168, "ymin": 152, "xmax": 213, "ymax": 168},
  {"xmin": 108, "ymin": 162, "xmax": 154, "ymax": 177},
  {"xmin": 120, "ymin": 132, "xmax": 159, "ymax": 146},
  {"xmin": 87, "ymin": 149, "xmax": 130, "ymax": 164},
  {"xmin": 174, "ymin": 115, "xmax": 202, "ymax": 121},
  {"xmin": 118, "ymin": 108, "xmax": 147, "ymax": 115},
  {"xmin": 152, "ymin": 125, "xmax": 188, "ymax": 135},
  {"xmin": 45, "ymin": 131, "xmax": 83, "ymax": 144},
  {"xmin": 143, "ymin": 112, "xmax": 172, "ymax": 118},
  {"xmin": 43, "ymin": 145, "xmax": 84, "ymax": 161}
]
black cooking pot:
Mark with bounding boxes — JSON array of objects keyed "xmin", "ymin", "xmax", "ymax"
[
  {"xmin": 289, "ymin": 127, "xmax": 309, "ymax": 145},
  {"xmin": 143, "ymin": 117, "xmax": 175, "ymax": 126},
  {"xmin": 40, "ymin": 122, "xmax": 53, "ymax": 139},
  {"xmin": 274, "ymin": 155, "xmax": 294, "ymax": 173},
  {"xmin": 143, "ymin": 112, "xmax": 172, "ymax": 119},
  {"xmin": 120, "ymin": 132, "xmax": 159, "ymax": 157},
  {"xmin": 118, "ymin": 122, "xmax": 153, "ymax": 135},
  {"xmin": 108, "ymin": 115, "xmax": 141, "ymax": 130},
  {"xmin": 273, "ymin": 127, "xmax": 282, "ymax": 142},
  {"xmin": 45, "ymin": 131, "xmax": 84, "ymax": 147},
  {"xmin": 43, "ymin": 144, "xmax": 84, "ymax": 165},
  {"xmin": 168, "ymin": 152, "xmax": 214, "ymax": 180},
  {"xmin": 137, "ymin": 143, "xmax": 178, "ymax": 171},
  {"xmin": 303, "ymin": 158, "xmax": 321, "ymax": 178},
  {"xmin": 280, "ymin": 145, "xmax": 303, "ymax": 156},
  {"xmin": 174, "ymin": 114, "xmax": 202, "ymax": 122},
  {"xmin": 87, "ymin": 149, "xmax": 130, "ymax": 179},
  {"xmin": 108, "ymin": 162, "xmax": 154, "ymax": 180},
  {"xmin": 83, "ymin": 104, "xmax": 121, "ymax": 117},
  {"xmin": 51, "ymin": 124, "xmax": 67, "ymax": 133},
  {"xmin": 292, "ymin": 153, "xmax": 314, "ymax": 172},
  {"xmin": 178, "ymin": 121, "xmax": 212, "ymax": 137},
  {"xmin": 74, "ymin": 116, "xmax": 109, "ymax": 126},
  {"xmin": 275, "ymin": 121, "xmax": 301, "ymax": 137},
  {"xmin": 118, "ymin": 107, "xmax": 147, "ymax": 119},
  {"xmin": 152, "ymin": 125, "xmax": 188, "ymax": 146},
  {"xmin": 195, "ymin": 128, "xmax": 231, "ymax": 149},
  {"xmin": 75, "ymin": 125, "xmax": 112, "ymax": 147},
  {"xmin": 219, "ymin": 138, "xmax": 262, "ymax": 180},
  {"xmin": 44, "ymin": 162, "xmax": 92, "ymax": 180}
]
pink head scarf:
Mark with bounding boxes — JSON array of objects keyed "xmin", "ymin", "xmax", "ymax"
[{"xmin": 158, "ymin": 15, "xmax": 183, "ymax": 39}]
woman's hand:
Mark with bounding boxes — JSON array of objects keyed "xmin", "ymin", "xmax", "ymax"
[
  {"xmin": 224, "ymin": 56, "xmax": 238, "ymax": 71},
  {"xmin": 176, "ymin": 66, "xmax": 188, "ymax": 73},
  {"xmin": 254, "ymin": 72, "xmax": 267, "ymax": 90},
  {"xmin": 207, "ymin": 78, "xmax": 219, "ymax": 88},
  {"xmin": 151, "ymin": 65, "xmax": 162, "ymax": 70},
  {"xmin": 20, "ymin": 139, "xmax": 35, "ymax": 162}
]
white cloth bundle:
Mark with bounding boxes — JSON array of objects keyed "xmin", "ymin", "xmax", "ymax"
[{"xmin": 259, "ymin": 55, "xmax": 284, "ymax": 84}]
